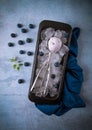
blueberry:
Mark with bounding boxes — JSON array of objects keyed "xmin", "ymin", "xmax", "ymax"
[
  {"xmin": 39, "ymin": 51, "xmax": 44, "ymax": 56},
  {"xmin": 24, "ymin": 62, "xmax": 31, "ymax": 66},
  {"xmin": 29, "ymin": 24, "xmax": 35, "ymax": 29},
  {"xmin": 51, "ymin": 74, "xmax": 55, "ymax": 79},
  {"xmin": 18, "ymin": 40, "xmax": 25, "ymax": 45},
  {"xmin": 27, "ymin": 51, "xmax": 33, "ymax": 56},
  {"xmin": 17, "ymin": 23, "xmax": 23, "ymax": 28},
  {"xmin": 19, "ymin": 50, "xmax": 25, "ymax": 54},
  {"xmin": 11, "ymin": 33, "xmax": 17, "ymax": 38},
  {"xmin": 54, "ymin": 62, "xmax": 60, "ymax": 67},
  {"xmin": 8, "ymin": 42, "xmax": 14, "ymax": 47},
  {"xmin": 18, "ymin": 79, "xmax": 25, "ymax": 84},
  {"xmin": 53, "ymin": 83, "xmax": 59, "ymax": 88},
  {"xmin": 26, "ymin": 38, "xmax": 32, "ymax": 43},
  {"xmin": 21, "ymin": 28, "xmax": 28, "ymax": 33}
]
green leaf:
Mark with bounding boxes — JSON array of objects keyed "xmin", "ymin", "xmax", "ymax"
[
  {"xmin": 10, "ymin": 58, "xmax": 17, "ymax": 62},
  {"xmin": 18, "ymin": 63, "xmax": 23, "ymax": 67},
  {"xmin": 17, "ymin": 66, "xmax": 20, "ymax": 71},
  {"xmin": 13, "ymin": 64, "xmax": 17, "ymax": 69},
  {"xmin": 10, "ymin": 57, "xmax": 23, "ymax": 71}
]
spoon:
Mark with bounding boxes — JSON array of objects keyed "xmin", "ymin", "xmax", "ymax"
[{"xmin": 30, "ymin": 37, "xmax": 62, "ymax": 95}]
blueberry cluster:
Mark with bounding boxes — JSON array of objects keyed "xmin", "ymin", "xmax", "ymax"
[
  {"xmin": 53, "ymin": 83, "xmax": 59, "ymax": 89},
  {"xmin": 26, "ymin": 38, "xmax": 33, "ymax": 43},
  {"xmin": 8, "ymin": 23, "xmax": 35, "ymax": 84},
  {"xmin": 54, "ymin": 62, "xmax": 60, "ymax": 67},
  {"xmin": 11, "ymin": 33, "xmax": 17, "ymax": 38},
  {"xmin": 18, "ymin": 79, "xmax": 25, "ymax": 84},
  {"xmin": 8, "ymin": 42, "xmax": 15, "ymax": 47},
  {"xmin": 39, "ymin": 51, "xmax": 44, "ymax": 56},
  {"xmin": 51, "ymin": 74, "xmax": 55, "ymax": 79}
]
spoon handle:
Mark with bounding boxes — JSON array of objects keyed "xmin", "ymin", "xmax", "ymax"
[
  {"xmin": 30, "ymin": 60, "xmax": 48, "ymax": 91},
  {"xmin": 43, "ymin": 52, "xmax": 51, "ymax": 95},
  {"xmin": 43, "ymin": 64, "xmax": 50, "ymax": 95}
]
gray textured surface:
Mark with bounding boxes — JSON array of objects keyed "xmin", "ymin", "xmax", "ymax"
[{"xmin": 0, "ymin": 0, "xmax": 92, "ymax": 130}]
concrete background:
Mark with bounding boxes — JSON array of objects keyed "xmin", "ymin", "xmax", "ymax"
[{"xmin": 0, "ymin": 0, "xmax": 92, "ymax": 130}]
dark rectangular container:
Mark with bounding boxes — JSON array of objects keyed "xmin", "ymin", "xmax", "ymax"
[{"xmin": 28, "ymin": 20, "xmax": 72, "ymax": 104}]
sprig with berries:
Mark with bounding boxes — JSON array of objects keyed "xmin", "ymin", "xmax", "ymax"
[{"xmin": 10, "ymin": 57, "xmax": 23, "ymax": 71}]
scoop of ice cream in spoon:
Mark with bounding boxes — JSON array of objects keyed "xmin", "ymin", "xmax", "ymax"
[{"xmin": 48, "ymin": 37, "xmax": 62, "ymax": 53}]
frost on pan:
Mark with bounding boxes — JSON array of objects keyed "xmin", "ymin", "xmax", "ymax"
[{"xmin": 32, "ymin": 27, "xmax": 69, "ymax": 97}]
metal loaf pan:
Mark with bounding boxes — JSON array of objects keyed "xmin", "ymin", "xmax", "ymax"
[{"xmin": 28, "ymin": 20, "xmax": 72, "ymax": 104}]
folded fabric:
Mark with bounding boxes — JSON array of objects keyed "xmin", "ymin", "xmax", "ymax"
[{"xmin": 35, "ymin": 27, "xmax": 86, "ymax": 116}]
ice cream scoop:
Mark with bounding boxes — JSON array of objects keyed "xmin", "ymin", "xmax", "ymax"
[{"xmin": 48, "ymin": 37, "xmax": 62, "ymax": 53}]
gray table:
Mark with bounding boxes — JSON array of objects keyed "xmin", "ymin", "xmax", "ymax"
[{"xmin": 0, "ymin": 0, "xmax": 92, "ymax": 130}]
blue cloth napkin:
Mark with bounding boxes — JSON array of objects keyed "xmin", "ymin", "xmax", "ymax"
[{"xmin": 35, "ymin": 28, "xmax": 86, "ymax": 116}]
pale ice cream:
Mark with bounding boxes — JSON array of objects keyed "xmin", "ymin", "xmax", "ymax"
[{"xmin": 32, "ymin": 27, "xmax": 69, "ymax": 97}]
